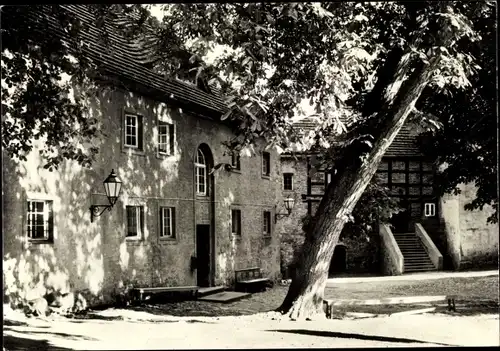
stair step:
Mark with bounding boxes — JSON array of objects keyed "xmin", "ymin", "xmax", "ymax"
[
  {"xmin": 198, "ymin": 286, "xmax": 226, "ymax": 297},
  {"xmin": 405, "ymin": 266, "xmax": 434, "ymax": 269},
  {"xmin": 404, "ymin": 258, "xmax": 433, "ymax": 262}
]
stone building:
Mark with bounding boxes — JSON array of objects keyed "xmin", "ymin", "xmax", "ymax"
[
  {"xmin": 2, "ymin": 5, "xmax": 282, "ymax": 305},
  {"xmin": 276, "ymin": 116, "xmax": 498, "ymax": 276}
]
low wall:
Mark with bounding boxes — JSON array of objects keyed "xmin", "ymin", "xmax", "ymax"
[
  {"xmin": 379, "ymin": 223, "xmax": 404, "ymax": 275},
  {"xmin": 415, "ymin": 223, "xmax": 443, "ymax": 270}
]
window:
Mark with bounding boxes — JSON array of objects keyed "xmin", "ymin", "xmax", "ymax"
[
  {"xmin": 159, "ymin": 207, "xmax": 175, "ymax": 238},
  {"xmin": 263, "ymin": 211, "xmax": 272, "ymax": 236},
  {"xmin": 262, "ymin": 152, "xmax": 270, "ymax": 176},
  {"xmin": 231, "ymin": 153, "xmax": 241, "ymax": 170},
  {"xmin": 158, "ymin": 121, "xmax": 175, "ymax": 155},
  {"xmin": 231, "ymin": 209, "xmax": 241, "ymax": 236},
  {"xmin": 126, "ymin": 206, "xmax": 144, "ymax": 238},
  {"xmin": 424, "ymin": 203, "xmax": 436, "ymax": 217},
  {"xmin": 124, "ymin": 114, "xmax": 143, "ymax": 149},
  {"xmin": 26, "ymin": 200, "xmax": 53, "ymax": 241},
  {"xmin": 325, "ymin": 172, "xmax": 332, "ymax": 187},
  {"xmin": 195, "ymin": 148, "xmax": 207, "ymax": 196},
  {"xmin": 283, "ymin": 173, "xmax": 293, "ymax": 190}
]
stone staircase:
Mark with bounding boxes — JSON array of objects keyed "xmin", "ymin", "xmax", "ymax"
[{"xmin": 393, "ymin": 232, "xmax": 437, "ymax": 273}]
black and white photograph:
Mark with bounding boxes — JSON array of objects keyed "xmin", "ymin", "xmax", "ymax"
[{"xmin": 2, "ymin": 2, "xmax": 498, "ymax": 349}]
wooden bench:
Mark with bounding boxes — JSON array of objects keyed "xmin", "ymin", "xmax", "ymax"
[
  {"xmin": 131, "ymin": 286, "xmax": 199, "ymax": 304},
  {"xmin": 234, "ymin": 267, "xmax": 271, "ymax": 293}
]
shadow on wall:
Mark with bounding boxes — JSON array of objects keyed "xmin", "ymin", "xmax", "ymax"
[{"xmin": 3, "ymin": 83, "xmax": 186, "ymax": 310}]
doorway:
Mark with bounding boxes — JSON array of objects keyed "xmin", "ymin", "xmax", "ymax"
[
  {"xmin": 391, "ymin": 200, "xmax": 410, "ymax": 233},
  {"xmin": 196, "ymin": 224, "xmax": 211, "ymax": 287}
]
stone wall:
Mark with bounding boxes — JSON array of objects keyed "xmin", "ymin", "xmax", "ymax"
[
  {"xmin": 2, "ymin": 85, "xmax": 281, "ymax": 305},
  {"xmin": 275, "ymin": 156, "xmax": 309, "ymax": 278}
]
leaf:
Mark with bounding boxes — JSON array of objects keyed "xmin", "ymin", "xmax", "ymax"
[
  {"xmin": 221, "ymin": 110, "xmax": 232, "ymax": 121},
  {"xmin": 189, "ymin": 54, "xmax": 198, "ymax": 64},
  {"xmin": 354, "ymin": 14, "xmax": 368, "ymax": 22}
]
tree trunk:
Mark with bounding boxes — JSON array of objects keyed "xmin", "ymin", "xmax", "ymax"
[{"xmin": 278, "ymin": 39, "xmax": 446, "ymax": 320}]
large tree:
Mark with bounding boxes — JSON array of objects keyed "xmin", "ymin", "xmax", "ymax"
[
  {"xmin": 2, "ymin": 2, "xmax": 495, "ymax": 319},
  {"xmin": 130, "ymin": 1, "xmax": 492, "ymax": 319}
]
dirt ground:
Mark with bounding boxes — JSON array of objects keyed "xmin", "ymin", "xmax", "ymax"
[
  {"xmin": 3, "ymin": 274, "xmax": 499, "ymax": 350},
  {"xmin": 105, "ymin": 275, "xmax": 499, "ymax": 318},
  {"xmin": 4, "ymin": 308, "xmax": 499, "ymax": 349}
]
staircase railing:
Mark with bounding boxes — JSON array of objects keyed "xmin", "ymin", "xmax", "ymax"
[
  {"xmin": 379, "ymin": 223, "xmax": 404, "ymax": 275},
  {"xmin": 415, "ymin": 223, "xmax": 443, "ymax": 270}
]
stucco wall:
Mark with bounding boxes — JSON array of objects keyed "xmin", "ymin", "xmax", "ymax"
[
  {"xmin": 439, "ymin": 183, "xmax": 498, "ymax": 270},
  {"xmin": 3, "ymin": 85, "xmax": 281, "ymax": 305},
  {"xmin": 457, "ymin": 183, "xmax": 498, "ymax": 268}
]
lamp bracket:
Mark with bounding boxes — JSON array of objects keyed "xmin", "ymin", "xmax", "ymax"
[
  {"xmin": 274, "ymin": 205, "xmax": 292, "ymax": 223},
  {"xmin": 90, "ymin": 204, "xmax": 113, "ymax": 223}
]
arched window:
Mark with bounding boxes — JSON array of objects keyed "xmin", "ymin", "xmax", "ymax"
[{"xmin": 195, "ymin": 148, "xmax": 207, "ymax": 196}]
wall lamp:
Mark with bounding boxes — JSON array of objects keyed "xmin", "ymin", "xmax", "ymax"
[
  {"xmin": 90, "ymin": 169, "xmax": 123, "ymax": 223},
  {"xmin": 275, "ymin": 197, "xmax": 296, "ymax": 223}
]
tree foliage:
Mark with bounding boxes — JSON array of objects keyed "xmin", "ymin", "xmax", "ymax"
[
  {"xmin": 416, "ymin": 2, "xmax": 498, "ymax": 223},
  {"xmin": 1, "ymin": 6, "xmax": 105, "ymax": 170}
]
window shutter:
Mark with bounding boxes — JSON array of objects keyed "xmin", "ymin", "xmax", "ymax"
[
  {"xmin": 262, "ymin": 211, "xmax": 267, "ymax": 234},
  {"xmin": 139, "ymin": 206, "xmax": 145, "ymax": 235},
  {"xmin": 159, "ymin": 208, "xmax": 163, "ymax": 236},
  {"xmin": 48, "ymin": 201, "xmax": 54, "ymax": 240},
  {"xmin": 138, "ymin": 115, "xmax": 144, "ymax": 150},
  {"xmin": 169, "ymin": 123, "xmax": 175, "ymax": 155},
  {"xmin": 171, "ymin": 207, "xmax": 176, "ymax": 238}
]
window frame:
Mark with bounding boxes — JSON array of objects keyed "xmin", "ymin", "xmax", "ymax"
[
  {"xmin": 231, "ymin": 153, "xmax": 241, "ymax": 171},
  {"xmin": 231, "ymin": 209, "xmax": 242, "ymax": 236},
  {"xmin": 26, "ymin": 199, "xmax": 54, "ymax": 243},
  {"xmin": 157, "ymin": 120, "xmax": 176, "ymax": 157},
  {"xmin": 283, "ymin": 173, "xmax": 294, "ymax": 191},
  {"xmin": 424, "ymin": 203, "xmax": 436, "ymax": 217},
  {"xmin": 325, "ymin": 171, "xmax": 333, "ymax": 187},
  {"xmin": 263, "ymin": 211, "xmax": 272, "ymax": 236},
  {"xmin": 195, "ymin": 148, "xmax": 207, "ymax": 196},
  {"xmin": 125, "ymin": 205, "xmax": 144, "ymax": 240},
  {"xmin": 159, "ymin": 206, "xmax": 176, "ymax": 239},
  {"xmin": 124, "ymin": 114, "xmax": 140, "ymax": 149},
  {"xmin": 262, "ymin": 152, "xmax": 271, "ymax": 177}
]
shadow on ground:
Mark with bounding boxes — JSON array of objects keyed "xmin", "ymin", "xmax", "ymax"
[
  {"xmin": 3, "ymin": 333, "xmax": 79, "ymax": 351},
  {"xmin": 266, "ymin": 329, "xmax": 456, "ymax": 346}
]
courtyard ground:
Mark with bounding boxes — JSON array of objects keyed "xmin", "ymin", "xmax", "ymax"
[
  {"xmin": 3, "ymin": 271, "xmax": 499, "ymax": 349},
  {"xmin": 108, "ymin": 271, "xmax": 500, "ymax": 317}
]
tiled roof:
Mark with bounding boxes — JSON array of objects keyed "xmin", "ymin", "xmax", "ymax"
[
  {"xmin": 8, "ymin": 5, "xmax": 228, "ymax": 118},
  {"xmin": 291, "ymin": 116, "xmax": 423, "ymax": 157}
]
